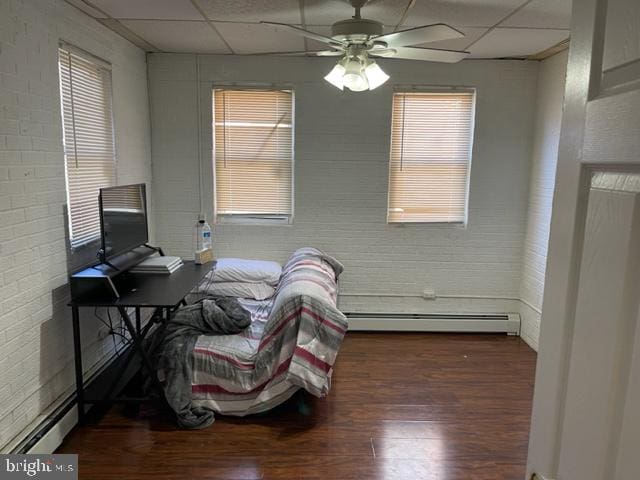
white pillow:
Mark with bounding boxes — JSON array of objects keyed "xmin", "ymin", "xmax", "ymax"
[
  {"xmin": 200, "ymin": 281, "xmax": 276, "ymax": 301},
  {"xmin": 212, "ymin": 258, "xmax": 282, "ymax": 286}
]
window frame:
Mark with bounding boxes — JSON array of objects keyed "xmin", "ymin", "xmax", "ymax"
[
  {"xmin": 58, "ymin": 42, "xmax": 117, "ymax": 251},
  {"xmin": 387, "ymin": 86, "xmax": 476, "ymax": 226},
  {"xmin": 212, "ymin": 86, "xmax": 295, "ymax": 226}
]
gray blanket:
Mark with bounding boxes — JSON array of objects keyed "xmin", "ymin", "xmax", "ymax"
[{"xmin": 148, "ymin": 297, "xmax": 251, "ymax": 428}]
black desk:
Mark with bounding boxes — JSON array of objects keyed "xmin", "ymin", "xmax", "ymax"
[{"xmin": 69, "ymin": 261, "xmax": 214, "ymax": 423}]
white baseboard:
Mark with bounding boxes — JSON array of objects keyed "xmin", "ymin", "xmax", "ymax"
[
  {"xmin": 347, "ymin": 313, "xmax": 521, "ymax": 335},
  {"xmin": 26, "ymin": 406, "xmax": 78, "ymax": 454}
]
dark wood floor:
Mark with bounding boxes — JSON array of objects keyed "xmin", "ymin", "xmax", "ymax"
[{"xmin": 58, "ymin": 333, "xmax": 537, "ymax": 479}]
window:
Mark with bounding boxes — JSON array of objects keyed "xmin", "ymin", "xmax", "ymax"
[
  {"xmin": 213, "ymin": 88, "xmax": 294, "ymax": 224},
  {"xmin": 58, "ymin": 46, "xmax": 115, "ymax": 247},
  {"xmin": 388, "ymin": 90, "xmax": 475, "ymax": 224}
]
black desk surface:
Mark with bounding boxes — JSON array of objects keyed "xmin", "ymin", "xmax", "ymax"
[{"xmin": 69, "ymin": 261, "xmax": 214, "ymax": 308}]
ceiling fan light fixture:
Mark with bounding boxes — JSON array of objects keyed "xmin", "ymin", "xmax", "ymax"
[
  {"xmin": 343, "ymin": 72, "xmax": 369, "ymax": 91},
  {"xmin": 325, "ymin": 55, "xmax": 388, "ymax": 92},
  {"xmin": 324, "ymin": 63, "xmax": 346, "ymax": 90},
  {"xmin": 363, "ymin": 60, "xmax": 389, "ymax": 90},
  {"xmin": 342, "ymin": 57, "xmax": 369, "ymax": 92}
]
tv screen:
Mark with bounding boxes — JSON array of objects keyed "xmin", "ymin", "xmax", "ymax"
[{"xmin": 99, "ymin": 184, "xmax": 148, "ymax": 260}]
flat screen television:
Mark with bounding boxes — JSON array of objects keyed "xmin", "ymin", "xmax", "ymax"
[{"xmin": 99, "ymin": 183, "xmax": 148, "ymax": 261}]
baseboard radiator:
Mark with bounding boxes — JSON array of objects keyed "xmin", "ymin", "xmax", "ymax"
[{"xmin": 345, "ymin": 312, "xmax": 521, "ymax": 335}]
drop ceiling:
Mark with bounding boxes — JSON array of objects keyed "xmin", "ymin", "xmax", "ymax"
[{"xmin": 65, "ymin": 0, "xmax": 571, "ymax": 59}]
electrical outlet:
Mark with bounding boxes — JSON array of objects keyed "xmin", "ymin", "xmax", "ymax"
[{"xmin": 422, "ymin": 289, "xmax": 436, "ymax": 300}]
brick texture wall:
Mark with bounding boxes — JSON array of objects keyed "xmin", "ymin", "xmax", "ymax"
[
  {"xmin": 0, "ymin": 0, "xmax": 151, "ymax": 450},
  {"xmin": 148, "ymin": 54, "xmax": 538, "ymax": 316},
  {"xmin": 519, "ymin": 51, "xmax": 568, "ymax": 350}
]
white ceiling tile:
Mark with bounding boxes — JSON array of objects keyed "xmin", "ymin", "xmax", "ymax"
[
  {"xmin": 501, "ymin": 0, "xmax": 572, "ymax": 29},
  {"xmin": 195, "ymin": 0, "xmax": 301, "ymax": 23},
  {"xmin": 65, "ymin": 0, "xmax": 107, "ymax": 18},
  {"xmin": 303, "ymin": 0, "xmax": 357, "ymax": 26},
  {"xmin": 91, "ymin": 0, "xmax": 203, "ymax": 20},
  {"xmin": 468, "ymin": 27, "xmax": 569, "ymax": 58},
  {"xmin": 404, "ymin": 0, "xmax": 525, "ymax": 28},
  {"xmin": 215, "ymin": 22, "xmax": 306, "ymax": 54},
  {"xmin": 304, "ymin": 0, "xmax": 409, "ymax": 27},
  {"xmin": 75, "ymin": 0, "xmax": 572, "ymax": 58},
  {"xmin": 119, "ymin": 20, "xmax": 230, "ymax": 53}
]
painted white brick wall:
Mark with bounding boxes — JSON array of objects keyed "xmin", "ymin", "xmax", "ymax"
[
  {"xmin": 0, "ymin": 0, "xmax": 151, "ymax": 450},
  {"xmin": 519, "ymin": 51, "xmax": 568, "ymax": 351},
  {"xmin": 148, "ymin": 54, "xmax": 538, "ymax": 315}
]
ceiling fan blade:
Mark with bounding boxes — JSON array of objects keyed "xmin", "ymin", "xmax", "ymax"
[
  {"xmin": 308, "ymin": 50, "xmax": 345, "ymax": 56},
  {"xmin": 374, "ymin": 24, "xmax": 464, "ymax": 48},
  {"xmin": 248, "ymin": 50, "xmax": 344, "ymax": 57},
  {"xmin": 260, "ymin": 22, "xmax": 343, "ymax": 48},
  {"xmin": 371, "ymin": 46, "xmax": 469, "ymax": 63}
]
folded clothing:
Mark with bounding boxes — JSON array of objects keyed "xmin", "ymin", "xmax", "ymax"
[
  {"xmin": 211, "ymin": 258, "xmax": 282, "ymax": 286},
  {"xmin": 199, "ymin": 280, "xmax": 275, "ymax": 301}
]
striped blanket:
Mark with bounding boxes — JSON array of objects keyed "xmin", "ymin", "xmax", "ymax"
[{"xmin": 190, "ymin": 248, "xmax": 348, "ymax": 416}]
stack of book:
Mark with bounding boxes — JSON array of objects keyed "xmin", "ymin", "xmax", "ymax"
[{"xmin": 130, "ymin": 256, "xmax": 183, "ymax": 275}]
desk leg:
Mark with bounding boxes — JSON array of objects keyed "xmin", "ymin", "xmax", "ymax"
[
  {"xmin": 116, "ymin": 306, "xmax": 163, "ymax": 393},
  {"xmin": 135, "ymin": 307, "xmax": 141, "ymax": 336},
  {"xmin": 71, "ymin": 306, "xmax": 84, "ymax": 424}
]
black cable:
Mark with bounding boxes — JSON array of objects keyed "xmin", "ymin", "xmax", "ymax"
[
  {"xmin": 93, "ymin": 307, "xmax": 128, "ymax": 355},
  {"xmin": 105, "ymin": 307, "xmax": 119, "ymax": 353}
]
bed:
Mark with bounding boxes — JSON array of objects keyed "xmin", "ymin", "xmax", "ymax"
[{"xmin": 187, "ymin": 247, "xmax": 348, "ymax": 417}]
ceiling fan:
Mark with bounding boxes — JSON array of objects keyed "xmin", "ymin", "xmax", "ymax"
[{"xmin": 261, "ymin": 0, "xmax": 469, "ymax": 92}]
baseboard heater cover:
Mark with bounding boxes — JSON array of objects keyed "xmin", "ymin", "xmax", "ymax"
[
  {"xmin": 345, "ymin": 312, "xmax": 521, "ymax": 335},
  {"xmin": 9, "ymin": 344, "xmax": 135, "ymax": 455}
]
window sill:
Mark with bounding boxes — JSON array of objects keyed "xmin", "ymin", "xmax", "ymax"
[
  {"xmin": 388, "ymin": 221, "xmax": 468, "ymax": 228},
  {"xmin": 216, "ymin": 215, "xmax": 292, "ymax": 226}
]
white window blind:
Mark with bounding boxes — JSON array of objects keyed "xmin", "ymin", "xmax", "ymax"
[
  {"xmin": 213, "ymin": 88, "xmax": 293, "ymax": 222},
  {"xmin": 58, "ymin": 46, "xmax": 115, "ymax": 247},
  {"xmin": 388, "ymin": 90, "xmax": 475, "ymax": 224}
]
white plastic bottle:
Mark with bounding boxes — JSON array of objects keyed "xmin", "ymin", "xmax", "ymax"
[
  {"xmin": 201, "ymin": 219, "xmax": 212, "ymax": 250},
  {"xmin": 193, "ymin": 214, "xmax": 212, "ymax": 254}
]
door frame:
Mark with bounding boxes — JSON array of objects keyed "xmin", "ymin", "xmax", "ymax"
[{"xmin": 527, "ymin": 0, "xmax": 640, "ymax": 477}]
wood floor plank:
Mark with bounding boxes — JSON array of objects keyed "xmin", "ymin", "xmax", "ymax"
[{"xmin": 57, "ymin": 332, "xmax": 536, "ymax": 479}]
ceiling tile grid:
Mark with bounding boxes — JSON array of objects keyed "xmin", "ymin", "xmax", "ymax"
[
  {"xmin": 501, "ymin": 0, "xmax": 572, "ymax": 29},
  {"xmin": 91, "ymin": 0, "xmax": 203, "ymax": 20},
  {"xmin": 196, "ymin": 0, "xmax": 302, "ymax": 23},
  {"xmin": 468, "ymin": 27, "xmax": 569, "ymax": 58},
  {"xmin": 66, "ymin": 0, "xmax": 572, "ymax": 58},
  {"xmin": 402, "ymin": 0, "xmax": 526, "ymax": 28},
  {"xmin": 304, "ymin": 0, "xmax": 408, "ymax": 27},
  {"xmin": 215, "ymin": 22, "xmax": 306, "ymax": 54},
  {"xmin": 119, "ymin": 20, "xmax": 230, "ymax": 53},
  {"xmin": 65, "ymin": 0, "xmax": 108, "ymax": 18}
]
